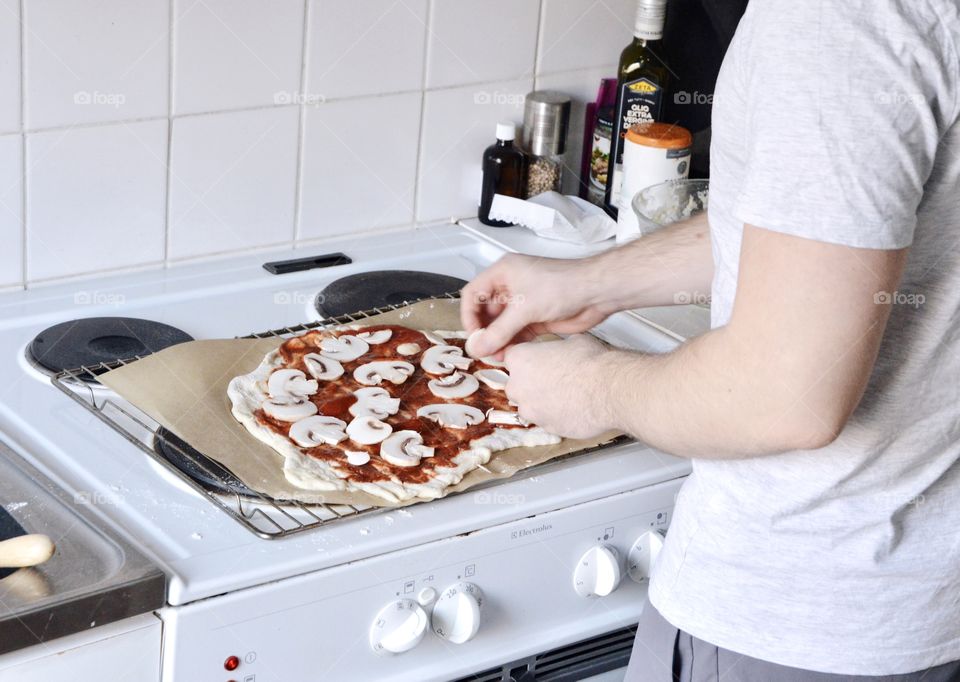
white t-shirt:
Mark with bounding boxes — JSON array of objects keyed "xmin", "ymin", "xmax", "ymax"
[{"xmin": 649, "ymin": 0, "xmax": 960, "ymax": 675}]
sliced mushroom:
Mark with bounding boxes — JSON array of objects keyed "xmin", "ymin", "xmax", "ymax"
[
  {"xmin": 464, "ymin": 328, "xmax": 484, "ymax": 358},
  {"xmin": 428, "ymin": 371, "xmax": 480, "ymax": 399},
  {"xmin": 288, "ymin": 416, "xmax": 347, "ymax": 447},
  {"xmin": 421, "ymin": 330, "xmax": 446, "ymax": 346},
  {"xmin": 319, "ymin": 334, "xmax": 369, "ymax": 362},
  {"xmin": 349, "ymin": 386, "xmax": 401, "ymax": 419},
  {"xmin": 417, "ymin": 404, "xmax": 485, "ymax": 429},
  {"xmin": 474, "ymin": 368, "xmax": 509, "ymax": 391},
  {"xmin": 480, "ymin": 356, "xmax": 506, "ymax": 368},
  {"xmin": 267, "ymin": 368, "xmax": 318, "ymax": 398},
  {"xmin": 420, "ymin": 344, "xmax": 473, "ymax": 375},
  {"xmin": 357, "ymin": 329, "xmax": 393, "ymax": 344},
  {"xmin": 380, "ymin": 430, "xmax": 435, "ymax": 467},
  {"xmin": 262, "ymin": 396, "xmax": 318, "ymax": 422},
  {"xmin": 397, "ymin": 342, "xmax": 422, "ymax": 356},
  {"xmin": 486, "ymin": 408, "xmax": 530, "ymax": 426},
  {"xmin": 345, "ymin": 450, "xmax": 371, "ymax": 466},
  {"xmin": 303, "ymin": 353, "xmax": 344, "ymax": 381},
  {"xmin": 346, "ymin": 416, "xmax": 393, "ymax": 445},
  {"xmin": 353, "ymin": 360, "xmax": 415, "ymax": 386}
]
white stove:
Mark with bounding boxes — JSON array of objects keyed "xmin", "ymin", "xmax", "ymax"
[{"xmin": 0, "ymin": 222, "xmax": 692, "ymax": 682}]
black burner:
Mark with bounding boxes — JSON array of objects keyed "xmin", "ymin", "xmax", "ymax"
[
  {"xmin": 29, "ymin": 317, "xmax": 193, "ymax": 380},
  {"xmin": 315, "ymin": 270, "xmax": 467, "ymax": 318},
  {"xmin": 0, "ymin": 507, "xmax": 27, "ymax": 580},
  {"xmin": 154, "ymin": 429, "xmax": 257, "ymax": 498}
]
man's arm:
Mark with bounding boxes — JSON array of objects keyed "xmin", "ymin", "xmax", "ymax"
[
  {"xmin": 504, "ymin": 225, "xmax": 908, "ymax": 458},
  {"xmin": 462, "ymin": 212, "xmax": 713, "ymax": 358}
]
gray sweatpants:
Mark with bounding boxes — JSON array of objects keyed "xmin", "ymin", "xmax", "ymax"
[{"xmin": 624, "ymin": 601, "xmax": 960, "ymax": 682}]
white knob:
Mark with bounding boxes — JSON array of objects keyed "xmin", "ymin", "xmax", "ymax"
[
  {"xmin": 573, "ymin": 545, "xmax": 622, "ymax": 598},
  {"xmin": 627, "ymin": 530, "xmax": 665, "ymax": 583},
  {"xmin": 369, "ymin": 599, "xmax": 429, "ymax": 655},
  {"xmin": 432, "ymin": 582, "xmax": 483, "ymax": 644}
]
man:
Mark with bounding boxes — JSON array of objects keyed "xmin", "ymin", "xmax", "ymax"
[{"xmin": 461, "ymin": 1, "xmax": 960, "ymax": 680}]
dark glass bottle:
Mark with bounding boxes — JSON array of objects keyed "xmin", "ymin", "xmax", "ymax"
[
  {"xmin": 478, "ymin": 122, "xmax": 526, "ymax": 227},
  {"xmin": 603, "ymin": 0, "xmax": 671, "ymax": 218}
]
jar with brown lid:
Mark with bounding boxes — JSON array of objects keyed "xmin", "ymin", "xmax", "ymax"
[{"xmin": 617, "ymin": 121, "xmax": 693, "ymax": 241}]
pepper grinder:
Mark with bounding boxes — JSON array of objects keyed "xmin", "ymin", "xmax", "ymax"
[{"xmin": 521, "ymin": 91, "xmax": 572, "ymax": 198}]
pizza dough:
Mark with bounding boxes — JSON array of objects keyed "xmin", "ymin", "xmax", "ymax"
[{"xmin": 227, "ymin": 324, "xmax": 560, "ymax": 504}]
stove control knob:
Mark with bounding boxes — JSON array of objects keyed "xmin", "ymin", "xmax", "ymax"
[
  {"xmin": 627, "ymin": 530, "xmax": 665, "ymax": 583},
  {"xmin": 432, "ymin": 582, "xmax": 483, "ymax": 644},
  {"xmin": 369, "ymin": 599, "xmax": 429, "ymax": 655},
  {"xmin": 573, "ymin": 544, "xmax": 622, "ymax": 598}
]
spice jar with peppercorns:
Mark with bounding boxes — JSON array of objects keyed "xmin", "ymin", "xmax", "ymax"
[{"xmin": 520, "ymin": 91, "xmax": 571, "ymax": 198}]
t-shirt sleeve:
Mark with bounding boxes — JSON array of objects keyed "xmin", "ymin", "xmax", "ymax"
[{"xmin": 731, "ymin": 1, "xmax": 955, "ymax": 249}]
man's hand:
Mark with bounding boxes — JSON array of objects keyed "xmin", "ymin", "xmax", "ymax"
[
  {"xmin": 460, "ymin": 254, "xmax": 610, "ymax": 360},
  {"xmin": 504, "ymin": 335, "xmax": 615, "ymax": 440},
  {"xmin": 462, "ymin": 213, "xmax": 714, "ymax": 359}
]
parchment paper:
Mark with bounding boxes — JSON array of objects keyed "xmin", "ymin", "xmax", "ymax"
[{"xmin": 99, "ymin": 299, "xmax": 620, "ymax": 507}]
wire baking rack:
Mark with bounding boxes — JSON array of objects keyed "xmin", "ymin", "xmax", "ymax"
[{"xmin": 51, "ymin": 292, "xmax": 623, "ymax": 539}]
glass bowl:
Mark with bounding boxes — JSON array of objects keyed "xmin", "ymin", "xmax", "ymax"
[{"xmin": 631, "ymin": 178, "xmax": 710, "ymax": 237}]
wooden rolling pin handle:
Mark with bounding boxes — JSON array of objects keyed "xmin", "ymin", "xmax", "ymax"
[{"xmin": 0, "ymin": 534, "xmax": 56, "ymax": 568}]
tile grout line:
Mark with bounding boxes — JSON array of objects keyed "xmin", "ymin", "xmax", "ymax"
[
  {"xmin": 18, "ymin": 0, "xmax": 27, "ymax": 288},
  {"xmin": 410, "ymin": 0, "xmax": 434, "ymax": 228},
  {"xmin": 532, "ymin": 0, "xmax": 547, "ymax": 91},
  {"xmin": 292, "ymin": 0, "xmax": 311, "ymax": 244},
  {"xmin": 163, "ymin": 0, "xmax": 176, "ymax": 266}
]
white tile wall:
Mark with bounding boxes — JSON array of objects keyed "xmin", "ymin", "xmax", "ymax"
[
  {"xmin": 299, "ymin": 92, "xmax": 420, "ymax": 239},
  {"xmin": 418, "ymin": 78, "xmax": 532, "ymax": 222},
  {"xmin": 305, "ymin": 0, "xmax": 428, "ymax": 101},
  {"xmin": 172, "ymin": 0, "xmax": 304, "ymax": 115},
  {"xmin": 0, "ymin": 135, "xmax": 22, "ymax": 287},
  {"xmin": 25, "ymin": 121, "xmax": 168, "ymax": 281},
  {"xmin": 23, "ymin": 0, "xmax": 169, "ymax": 130},
  {"xmin": 0, "ymin": 0, "xmax": 632, "ymax": 286},
  {"xmin": 425, "ymin": 0, "xmax": 540, "ymax": 90},
  {"xmin": 0, "ymin": 0, "xmax": 20, "ymax": 134},
  {"xmin": 168, "ymin": 107, "xmax": 300, "ymax": 260},
  {"xmin": 537, "ymin": 0, "xmax": 634, "ymax": 75}
]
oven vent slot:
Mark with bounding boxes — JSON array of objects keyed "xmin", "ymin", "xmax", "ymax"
[{"xmin": 453, "ymin": 623, "xmax": 637, "ymax": 681}]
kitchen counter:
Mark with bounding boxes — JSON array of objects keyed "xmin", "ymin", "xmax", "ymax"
[{"xmin": 0, "ymin": 439, "xmax": 165, "ymax": 655}]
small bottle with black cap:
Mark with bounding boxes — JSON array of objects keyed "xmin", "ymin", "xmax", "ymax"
[{"xmin": 478, "ymin": 121, "xmax": 527, "ymax": 227}]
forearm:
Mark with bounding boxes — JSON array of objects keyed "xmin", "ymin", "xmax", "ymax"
[
  {"xmin": 581, "ymin": 212, "xmax": 714, "ymax": 314},
  {"xmin": 593, "ymin": 327, "xmax": 833, "ymax": 459}
]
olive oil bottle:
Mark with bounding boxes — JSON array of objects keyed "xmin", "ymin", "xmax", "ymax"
[{"xmin": 603, "ymin": 0, "xmax": 671, "ymax": 217}]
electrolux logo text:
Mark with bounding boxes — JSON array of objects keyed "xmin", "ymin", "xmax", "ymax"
[{"xmin": 510, "ymin": 523, "xmax": 553, "ymax": 540}]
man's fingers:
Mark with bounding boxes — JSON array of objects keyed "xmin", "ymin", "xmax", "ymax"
[
  {"xmin": 471, "ymin": 307, "xmax": 531, "ymax": 358},
  {"xmin": 460, "ymin": 277, "xmax": 496, "ymax": 332}
]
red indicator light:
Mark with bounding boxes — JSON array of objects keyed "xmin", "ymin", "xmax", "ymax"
[{"xmin": 224, "ymin": 655, "xmax": 240, "ymax": 671}]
